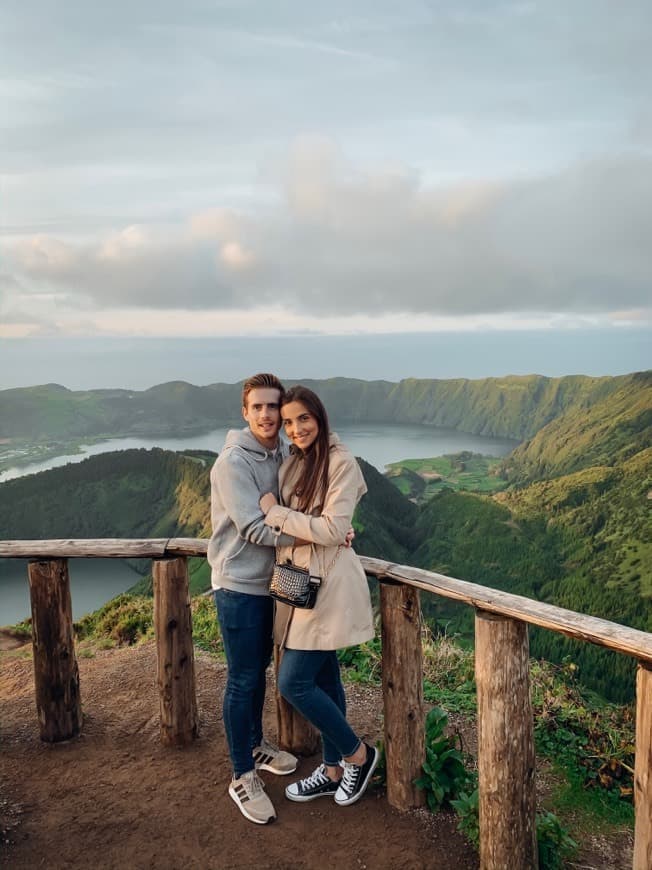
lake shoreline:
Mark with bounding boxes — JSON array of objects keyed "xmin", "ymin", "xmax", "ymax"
[{"xmin": 0, "ymin": 423, "xmax": 520, "ymax": 482}]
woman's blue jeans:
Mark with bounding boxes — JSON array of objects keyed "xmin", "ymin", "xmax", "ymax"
[
  {"xmin": 278, "ymin": 648, "xmax": 361, "ymax": 766},
  {"xmin": 214, "ymin": 588, "xmax": 273, "ymax": 778}
]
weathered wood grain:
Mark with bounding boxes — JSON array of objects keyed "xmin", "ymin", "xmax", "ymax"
[
  {"xmin": 28, "ymin": 559, "xmax": 82, "ymax": 742},
  {"xmin": 2, "ymin": 543, "xmax": 650, "ymax": 661},
  {"xmin": 360, "ymin": 557, "xmax": 652, "ymax": 665},
  {"xmin": 0, "ymin": 538, "xmax": 209, "ymax": 558},
  {"xmin": 380, "ymin": 581, "xmax": 425, "ymax": 810},
  {"xmin": 152, "ymin": 556, "xmax": 198, "ymax": 747},
  {"xmin": 0, "ymin": 539, "xmax": 170, "ymax": 557},
  {"xmin": 476, "ymin": 611, "xmax": 538, "ymax": 870},
  {"xmin": 634, "ymin": 663, "xmax": 652, "ymax": 870}
]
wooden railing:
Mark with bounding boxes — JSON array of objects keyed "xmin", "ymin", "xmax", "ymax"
[{"xmin": 1, "ymin": 538, "xmax": 651, "ymax": 870}]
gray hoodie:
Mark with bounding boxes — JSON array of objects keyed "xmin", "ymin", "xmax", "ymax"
[{"xmin": 207, "ymin": 427, "xmax": 293, "ymax": 595}]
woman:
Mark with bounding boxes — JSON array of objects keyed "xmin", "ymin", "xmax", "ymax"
[{"xmin": 259, "ymin": 385, "xmax": 378, "ymax": 807}]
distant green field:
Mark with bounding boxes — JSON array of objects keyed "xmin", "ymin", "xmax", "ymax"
[{"xmin": 386, "ymin": 451, "xmax": 507, "ymax": 501}]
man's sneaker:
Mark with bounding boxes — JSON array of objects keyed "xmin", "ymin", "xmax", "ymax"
[
  {"xmin": 334, "ymin": 743, "xmax": 379, "ymax": 807},
  {"xmin": 253, "ymin": 739, "xmax": 298, "ymax": 775},
  {"xmin": 228, "ymin": 770, "xmax": 276, "ymax": 825},
  {"xmin": 285, "ymin": 764, "xmax": 340, "ymax": 802}
]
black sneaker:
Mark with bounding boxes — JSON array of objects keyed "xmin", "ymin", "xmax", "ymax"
[
  {"xmin": 285, "ymin": 764, "xmax": 340, "ymax": 802},
  {"xmin": 334, "ymin": 743, "xmax": 379, "ymax": 806}
]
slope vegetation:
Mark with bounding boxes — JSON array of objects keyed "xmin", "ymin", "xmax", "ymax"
[
  {"xmin": 503, "ymin": 370, "xmax": 652, "ymax": 482},
  {"xmin": 1, "ymin": 363, "xmax": 650, "ymax": 703},
  {"xmin": 2, "ymin": 372, "xmax": 647, "ymax": 444}
]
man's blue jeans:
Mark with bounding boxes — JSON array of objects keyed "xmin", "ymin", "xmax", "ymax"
[
  {"xmin": 214, "ymin": 588, "xmax": 273, "ymax": 778},
  {"xmin": 278, "ymin": 648, "xmax": 361, "ymax": 766}
]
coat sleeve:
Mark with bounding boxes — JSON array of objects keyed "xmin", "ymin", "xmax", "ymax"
[
  {"xmin": 263, "ymin": 451, "xmax": 365, "ymax": 546},
  {"xmin": 213, "ymin": 452, "xmax": 293, "ymax": 547}
]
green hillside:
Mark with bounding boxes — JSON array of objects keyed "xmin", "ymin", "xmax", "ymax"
[
  {"xmin": 386, "ymin": 452, "xmax": 506, "ymax": 500},
  {"xmin": 0, "ymin": 448, "xmax": 416, "ymax": 591},
  {"xmin": 410, "ymin": 479, "xmax": 649, "ymax": 702},
  {"xmin": 3, "ymin": 373, "xmax": 648, "ymax": 464},
  {"xmin": 0, "ymin": 381, "xmax": 241, "ymax": 442},
  {"xmin": 502, "ymin": 370, "xmax": 652, "ymax": 483},
  {"xmin": 0, "ymin": 448, "xmax": 214, "ymax": 540},
  {"xmin": 395, "ymin": 371, "xmax": 651, "ymax": 701},
  {"xmin": 1, "ymin": 372, "xmax": 650, "ymax": 703},
  {"xmin": 354, "ymin": 459, "xmax": 419, "ymax": 562}
]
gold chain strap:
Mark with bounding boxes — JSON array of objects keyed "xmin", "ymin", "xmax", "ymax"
[{"xmin": 323, "ymin": 545, "xmax": 342, "ymax": 578}]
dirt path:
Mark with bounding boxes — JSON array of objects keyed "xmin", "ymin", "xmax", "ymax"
[{"xmin": 1, "ymin": 640, "xmax": 478, "ymax": 870}]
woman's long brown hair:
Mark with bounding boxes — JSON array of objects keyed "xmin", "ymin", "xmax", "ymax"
[{"xmin": 281, "ymin": 385, "xmax": 330, "ymax": 513}]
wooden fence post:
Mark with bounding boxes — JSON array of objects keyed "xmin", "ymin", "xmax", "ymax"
[
  {"xmin": 28, "ymin": 559, "xmax": 82, "ymax": 742},
  {"xmin": 634, "ymin": 662, "xmax": 652, "ymax": 870},
  {"xmin": 475, "ymin": 611, "xmax": 538, "ymax": 870},
  {"xmin": 274, "ymin": 645, "xmax": 321, "ymax": 755},
  {"xmin": 380, "ymin": 579, "xmax": 425, "ymax": 810},
  {"xmin": 152, "ymin": 556, "xmax": 198, "ymax": 746}
]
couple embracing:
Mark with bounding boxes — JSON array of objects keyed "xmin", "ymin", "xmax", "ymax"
[{"xmin": 207, "ymin": 373, "xmax": 378, "ymax": 825}]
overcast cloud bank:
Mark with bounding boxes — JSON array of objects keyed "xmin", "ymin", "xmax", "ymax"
[{"xmin": 1, "ymin": 1, "xmax": 650, "ymax": 352}]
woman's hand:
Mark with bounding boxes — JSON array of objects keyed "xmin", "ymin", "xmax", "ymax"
[{"xmin": 259, "ymin": 492, "xmax": 278, "ymax": 514}]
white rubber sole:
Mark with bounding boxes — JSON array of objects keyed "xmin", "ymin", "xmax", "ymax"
[
  {"xmin": 334, "ymin": 745, "xmax": 380, "ymax": 806},
  {"xmin": 228, "ymin": 784, "xmax": 276, "ymax": 825},
  {"xmin": 256, "ymin": 760, "xmax": 298, "ymax": 775},
  {"xmin": 285, "ymin": 786, "xmax": 338, "ymax": 802}
]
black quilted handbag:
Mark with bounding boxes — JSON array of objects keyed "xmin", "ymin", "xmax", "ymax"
[{"xmin": 269, "ymin": 560, "xmax": 322, "ymax": 609}]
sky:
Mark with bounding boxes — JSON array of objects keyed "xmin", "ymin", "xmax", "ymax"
[{"xmin": 1, "ymin": 1, "xmax": 651, "ymax": 389}]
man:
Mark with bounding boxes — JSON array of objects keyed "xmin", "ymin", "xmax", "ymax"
[{"xmin": 208, "ymin": 373, "xmax": 297, "ymax": 825}]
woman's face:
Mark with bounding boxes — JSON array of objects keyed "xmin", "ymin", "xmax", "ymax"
[{"xmin": 281, "ymin": 400, "xmax": 320, "ymax": 451}]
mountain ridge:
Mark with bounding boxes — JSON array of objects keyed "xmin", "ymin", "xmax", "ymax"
[{"xmin": 2, "ymin": 371, "xmax": 649, "ymax": 443}]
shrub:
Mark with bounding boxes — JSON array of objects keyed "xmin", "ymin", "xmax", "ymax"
[
  {"xmin": 414, "ymin": 706, "xmax": 474, "ymax": 811},
  {"xmin": 191, "ymin": 594, "xmax": 223, "ymax": 655},
  {"xmin": 450, "ymin": 788, "xmax": 479, "ymax": 847},
  {"xmin": 450, "ymin": 794, "xmax": 577, "ymax": 870},
  {"xmin": 75, "ymin": 594, "xmax": 153, "ymax": 645},
  {"xmin": 337, "ymin": 636, "xmax": 382, "ymax": 683},
  {"xmin": 537, "ymin": 811, "xmax": 578, "ymax": 869}
]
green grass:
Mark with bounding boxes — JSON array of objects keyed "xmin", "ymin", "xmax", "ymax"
[
  {"xmin": 190, "ymin": 594, "xmax": 224, "ymax": 655},
  {"xmin": 75, "ymin": 594, "xmax": 154, "ymax": 645},
  {"xmin": 547, "ymin": 762, "xmax": 634, "ymax": 832},
  {"xmin": 71, "ymin": 589, "xmax": 223, "ymax": 655},
  {"xmin": 386, "ymin": 452, "xmax": 507, "ymax": 502}
]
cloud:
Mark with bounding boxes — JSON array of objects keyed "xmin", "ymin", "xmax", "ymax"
[
  {"xmin": 4, "ymin": 141, "xmax": 651, "ymax": 327},
  {"xmin": 7, "ymin": 225, "xmax": 240, "ymax": 311}
]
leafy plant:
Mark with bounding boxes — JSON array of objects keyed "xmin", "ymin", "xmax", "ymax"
[
  {"xmin": 337, "ymin": 637, "xmax": 382, "ymax": 683},
  {"xmin": 450, "ymin": 787, "xmax": 479, "ymax": 847},
  {"xmin": 531, "ymin": 659, "xmax": 635, "ymax": 810},
  {"xmin": 537, "ymin": 811, "xmax": 578, "ymax": 869},
  {"xmin": 414, "ymin": 706, "xmax": 474, "ymax": 812},
  {"xmin": 449, "ymin": 792, "xmax": 577, "ymax": 870}
]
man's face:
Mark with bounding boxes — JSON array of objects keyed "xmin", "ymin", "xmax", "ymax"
[{"xmin": 242, "ymin": 387, "xmax": 282, "ymax": 449}]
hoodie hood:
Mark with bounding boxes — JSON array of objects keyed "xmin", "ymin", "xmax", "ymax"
[{"xmin": 223, "ymin": 426, "xmax": 282, "ymax": 460}]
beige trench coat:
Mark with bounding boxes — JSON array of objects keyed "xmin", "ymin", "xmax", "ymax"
[{"xmin": 264, "ymin": 434, "xmax": 375, "ymax": 651}]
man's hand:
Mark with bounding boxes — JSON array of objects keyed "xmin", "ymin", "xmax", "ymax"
[{"xmin": 259, "ymin": 492, "xmax": 278, "ymax": 514}]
